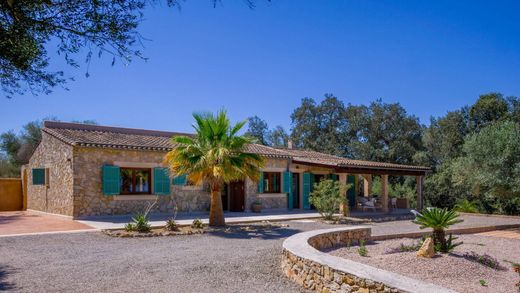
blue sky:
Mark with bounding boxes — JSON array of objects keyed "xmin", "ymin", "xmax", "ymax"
[{"xmin": 1, "ymin": 0, "xmax": 519, "ymax": 134}]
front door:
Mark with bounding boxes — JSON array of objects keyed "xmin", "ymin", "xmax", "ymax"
[
  {"xmin": 292, "ymin": 173, "xmax": 300, "ymax": 209},
  {"xmin": 229, "ymin": 180, "xmax": 245, "ymax": 212}
]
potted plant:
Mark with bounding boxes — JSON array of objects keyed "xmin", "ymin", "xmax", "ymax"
[{"xmin": 251, "ymin": 199, "xmax": 262, "ymax": 213}]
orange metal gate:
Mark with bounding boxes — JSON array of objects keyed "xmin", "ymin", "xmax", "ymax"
[{"xmin": 0, "ymin": 178, "xmax": 24, "ymax": 211}]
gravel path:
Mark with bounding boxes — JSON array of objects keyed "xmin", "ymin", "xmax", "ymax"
[
  {"xmin": 0, "ymin": 215, "xmax": 518, "ymax": 292},
  {"xmin": 327, "ymin": 233, "xmax": 520, "ymax": 293},
  {"xmin": 0, "ymin": 221, "xmax": 332, "ymax": 293}
]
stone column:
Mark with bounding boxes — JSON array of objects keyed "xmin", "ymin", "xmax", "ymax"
[
  {"xmin": 416, "ymin": 175, "xmax": 424, "ymax": 211},
  {"xmin": 381, "ymin": 174, "xmax": 389, "ymax": 213},
  {"xmin": 362, "ymin": 174, "xmax": 372, "ymax": 197},
  {"xmin": 338, "ymin": 173, "xmax": 349, "ymax": 216}
]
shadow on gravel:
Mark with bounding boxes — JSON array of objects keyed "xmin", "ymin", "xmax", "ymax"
[
  {"xmin": 0, "ymin": 265, "xmax": 17, "ymax": 291},
  {"xmin": 208, "ymin": 224, "xmax": 302, "ymax": 240}
]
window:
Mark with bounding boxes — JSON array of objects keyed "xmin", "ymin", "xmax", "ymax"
[
  {"xmin": 120, "ymin": 168, "xmax": 151, "ymax": 194},
  {"xmin": 262, "ymin": 172, "xmax": 281, "ymax": 193},
  {"xmin": 32, "ymin": 168, "xmax": 46, "ymax": 185}
]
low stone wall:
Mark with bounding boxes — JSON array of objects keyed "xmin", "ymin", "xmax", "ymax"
[{"xmin": 282, "ymin": 227, "xmax": 455, "ymax": 293}]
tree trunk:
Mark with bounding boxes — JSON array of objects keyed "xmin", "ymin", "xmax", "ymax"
[
  {"xmin": 433, "ymin": 228, "xmax": 446, "ymax": 252},
  {"xmin": 209, "ymin": 183, "xmax": 225, "ymax": 227}
]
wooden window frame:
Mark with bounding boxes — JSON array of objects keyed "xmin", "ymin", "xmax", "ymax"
[
  {"xmin": 120, "ymin": 167, "xmax": 152, "ymax": 195},
  {"xmin": 262, "ymin": 172, "xmax": 281, "ymax": 193}
]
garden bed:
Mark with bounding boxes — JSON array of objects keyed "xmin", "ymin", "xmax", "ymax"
[
  {"xmin": 325, "ymin": 234, "xmax": 520, "ymax": 293},
  {"xmin": 103, "ymin": 226, "xmax": 205, "ymax": 238}
]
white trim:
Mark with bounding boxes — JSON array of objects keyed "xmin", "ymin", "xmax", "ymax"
[
  {"xmin": 26, "ymin": 209, "xmax": 74, "ymax": 219},
  {"xmin": 112, "ymin": 195, "xmax": 161, "ymax": 201},
  {"xmin": 113, "ymin": 161, "xmax": 162, "ymax": 168},
  {"xmin": 179, "ymin": 185, "xmax": 204, "ymax": 191},
  {"xmin": 258, "ymin": 193, "xmax": 286, "ymax": 198},
  {"xmin": 260, "ymin": 167, "xmax": 286, "ymax": 172}
]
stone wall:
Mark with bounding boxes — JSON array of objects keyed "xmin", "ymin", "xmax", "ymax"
[
  {"xmin": 72, "ymin": 147, "xmax": 210, "ymax": 217},
  {"xmin": 26, "ymin": 133, "xmax": 75, "ymax": 216},
  {"xmin": 245, "ymin": 158, "xmax": 289, "ymax": 210},
  {"xmin": 282, "ymin": 227, "xmax": 453, "ymax": 293}
]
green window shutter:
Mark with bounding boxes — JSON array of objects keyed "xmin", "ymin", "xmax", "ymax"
[
  {"xmin": 32, "ymin": 168, "xmax": 45, "ymax": 185},
  {"xmin": 331, "ymin": 174, "xmax": 338, "ymax": 181},
  {"xmin": 302, "ymin": 172, "xmax": 311, "ymax": 210},
  {"xmin": 258, "ymin": 172, "xmax": 264, "ymax": 193},
  {"xmin": 154, "ymin": 167, "xmax": 171, "ymax": 195},
  {"xmin": 102, "ymin": 165, "xmax": 120, "ymax": 195},
  {"xmin": 173, "ymin": 174, "xmax": 187, "ymax": 186},
  {"xmin": 283, "ymin": 171, "xmax": 293, "ymax": 210},
  {"xmin": 347, "ymin": 175, "xmax": 356, "ymax": 207}
]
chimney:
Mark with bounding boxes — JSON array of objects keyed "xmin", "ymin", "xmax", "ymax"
[{"xmin": 287, "ymin": 139, "xmax": 293, "ymax": 149}]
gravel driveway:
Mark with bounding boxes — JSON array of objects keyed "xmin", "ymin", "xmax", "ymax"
[
  {"xmin": 1, "ymin": 214, "xmax": 519, "ymax": 292},
  {"xmin": 0, "ymin": 221, "xmax": 332, "ymax": 293}
]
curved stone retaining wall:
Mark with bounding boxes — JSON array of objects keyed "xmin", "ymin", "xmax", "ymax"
[{"xmin": 282, "ymin": 227, "xmax": 455, "ymax": 293}]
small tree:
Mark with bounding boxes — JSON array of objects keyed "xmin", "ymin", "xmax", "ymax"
[
  {"xmin": 309, "ymin": 179, "xmax": 350, "ymax": 220},
  {"xmin": 413, "ymin": 207, "xmax": 463, "ymax": 252}
]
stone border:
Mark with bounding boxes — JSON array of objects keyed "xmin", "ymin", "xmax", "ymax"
[{"xmin": 282, "ymin": 227, "xmax": 456, "ymax": 293}]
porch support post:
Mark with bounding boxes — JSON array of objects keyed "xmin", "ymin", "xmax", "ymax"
[
  {"xmin": 338, "ymin": 173, "xmax": 348, "ymax": 216},
  {"xmin": 381, "ymin": 174, "xmax": 389, "ymax": 213},
  {"xmin": 363, "ymin": 174, "xmax": 372, "ymax": 197},
  {"xmin": 416, "ymin": 175, "xmax": 424, "ymax": 211}
]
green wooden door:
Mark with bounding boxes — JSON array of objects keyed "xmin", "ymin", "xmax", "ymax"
[{"xmin": 347, "ymin": 175, "xmax": 356, "ymax": 207}]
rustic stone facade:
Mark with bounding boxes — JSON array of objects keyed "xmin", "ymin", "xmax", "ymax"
[
  {"xmin": 26, "ymin": 136, "xmax": 300, "ymax": 217},
  {"xmin": 72, "ymin": 147, "xmax": 210, "ymax": 217},
  {"xmin": 26, "ymin": 133, "xmax": 75, "ymax": 216},
  {"xmin": 27, "ymin": 135, "xmax": 345, "ymax": 217}
]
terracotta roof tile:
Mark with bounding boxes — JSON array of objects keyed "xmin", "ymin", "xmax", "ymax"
[{"xmin": 43, "ymin": 121, "xmax": 430, "ymax": 173}]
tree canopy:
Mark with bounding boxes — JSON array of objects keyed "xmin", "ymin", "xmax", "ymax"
[{"xmin": 1, "ymin": 0, "xmax": 266, "ymax": 98}]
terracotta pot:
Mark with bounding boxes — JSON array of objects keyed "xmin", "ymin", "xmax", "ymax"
[{"xmin": 251, "ymin": 203, "xmax": 262, "ymax": 213}]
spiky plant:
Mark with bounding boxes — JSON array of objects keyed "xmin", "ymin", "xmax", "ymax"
[
  {"xmin": 454, "ymin": 199, "xmax": 479, "ymax": 213},
  {"xmin": 164, "ymin": 110, "xmax": 264, "ymax": 226},
  {"xmin": 413, "ymin": 207, "xmax": 463, "ymax": 252}
]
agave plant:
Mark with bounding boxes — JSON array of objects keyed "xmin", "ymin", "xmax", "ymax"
[{"xmin": 413, "ymin": 207, "xmax": 463, "ymax": 252}]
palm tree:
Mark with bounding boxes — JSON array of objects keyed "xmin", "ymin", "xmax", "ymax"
[
  {"xmin": 165, "ymin": 111, "xmax": 264, "ymax": 226},
  {"xmin": 413, "ymin": 207, "xmax": 463, "ymax": 252}
]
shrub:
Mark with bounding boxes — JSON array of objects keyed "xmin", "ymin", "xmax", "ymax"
[
  {"xmin": 309, "ymin": 179, "xmax": 349, "ymax": 220},
  {"xmin": 192, "ymin": 218, "xmax": 203, "ymax": 229},
  {"xmin": 357, "ymin": 239, "xmax": 368, "ymax": 257},
  {"xmin": 413, "ymin": 207, "xmax": 463, "ymax": 252},
  {"xmin": 124, "ymin": 223, "xmax": 136, "ymax": 232},
  {"xmin": 165, "ymin": 218, "xmax": 179, "ymax": 231},
  {"xmin": 132, "ymin": 214, "xmax": 151, "ymax": 233},
  {"xmin": 454, "ymin": 199, "xmax": 479, "ymax": 213}
]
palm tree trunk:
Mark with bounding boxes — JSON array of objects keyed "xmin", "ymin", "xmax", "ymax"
[
  {"xmin": 433, "ymin": 228, "xmax": 446, "ymax": 251},
  {"xmin": 209, "ymin": 183, "xmax": 226, "ymax": 227}
]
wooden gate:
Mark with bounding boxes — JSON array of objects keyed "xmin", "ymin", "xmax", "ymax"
[{"xmin": 0, "ymin": 178, "xmax": 24, "ymax": 211}]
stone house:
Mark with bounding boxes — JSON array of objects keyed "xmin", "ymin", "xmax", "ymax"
[{"xmin": 24, "ymin": 121, "xmax": 429, "ymax": 218}]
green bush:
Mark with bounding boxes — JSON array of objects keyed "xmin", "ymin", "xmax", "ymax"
[
  {"xmin": 357, "ymin": 239, "xmax": 368, "ymax": 257},
  {"xmin": 454, "ymin": 199, "xmax": 479, "ymax": 213},
  {"xmin": 309, "ymin": 179, "xmax": 349, "ymax": 220},
  {"xmin": 131, "ymin": 214, "xmax": 151, "ymax": 233},
  {"xmin": 191, "ymin": 218, "xmax": 203, "ymax": 229},
  {"xmin": 165, "ymin": 218, "xmax": 179, "ymax": 231}
]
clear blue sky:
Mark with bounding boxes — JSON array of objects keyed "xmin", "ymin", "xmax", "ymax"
[{"xmin": 1, "ymin": 0, "xmax": 519, "ymax": 134}]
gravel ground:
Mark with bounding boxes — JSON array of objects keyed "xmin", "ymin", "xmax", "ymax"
[
  {"xmin": 1, "ymin": 215, "xmax": 518, "ymax": 293},
  {"xmin": 327, "ymin": 233, "xmax": 520, "ymax": 293},
  {"xmin": 0, "ymin": 221, "xmax": 333, "ymax": 293}
]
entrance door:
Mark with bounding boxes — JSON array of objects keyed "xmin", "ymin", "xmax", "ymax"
[
  {"xmin": 229, "ymin": 180, "xmax": 245, "ymax": 212},
  {"xmin": 221, "ymin": 184, "xmax": 229, "ymax": 211},
  {"xmin": 292, "ymin": 173, "xmax": 300, "ymax": 209}
]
